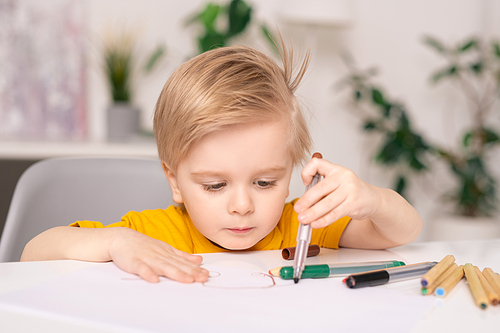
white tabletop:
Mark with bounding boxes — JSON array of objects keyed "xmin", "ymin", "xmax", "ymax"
[{"xmin": 0, "ymin": 239, "xmax": 499, "ymax": 333}]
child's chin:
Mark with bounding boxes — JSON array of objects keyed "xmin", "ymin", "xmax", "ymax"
[{"xmin": 220, "ymin": 239, "xmax": 258, "ymax": 251}]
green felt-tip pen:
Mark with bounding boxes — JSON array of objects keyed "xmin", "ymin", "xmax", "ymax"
[{"xmin": 278, "ymin": 260, "xmax": 406, "ymax": 280}]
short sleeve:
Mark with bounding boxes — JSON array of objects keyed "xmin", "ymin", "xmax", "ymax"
[
  {"xmin": 312, "ymin": 216, "xmax": 351, "ymax": 249},
  {"xmin": 69, "ymin": 215, "xmax": 136, "ymax": 230}
]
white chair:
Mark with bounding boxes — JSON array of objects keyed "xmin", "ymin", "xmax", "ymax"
[{"xmin": 0, "ymin": 157, "xmax": 173, "ymax": 262}]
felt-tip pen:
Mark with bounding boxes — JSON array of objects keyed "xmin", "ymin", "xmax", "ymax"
[
  {"xmin": 345, "ymin": 261, "xmax": 438, "ymax": 288},
  {"xmin": 273, "ymin": 260, "xmax": 406, "ymax": 279},
  {"xmin": 293, "ymin": 154, "xmax": 322, "ymax": 284}
]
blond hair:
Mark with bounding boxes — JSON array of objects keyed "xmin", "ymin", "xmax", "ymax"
[{"xmin": 153, "ymin": 40, "xmax": 311, "ymax": 171}]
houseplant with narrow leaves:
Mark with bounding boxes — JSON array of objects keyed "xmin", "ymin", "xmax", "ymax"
[{"xmin": 103, "ymin": 29, "xmax": 165, "ymax": 141}]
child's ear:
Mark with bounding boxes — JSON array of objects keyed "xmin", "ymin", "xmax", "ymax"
[{"xmin": 161, "ymin": 162, "xmax": 184, "ymax": 204}]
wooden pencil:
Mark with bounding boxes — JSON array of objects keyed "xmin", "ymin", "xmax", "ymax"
[
  {"xmin": 483, "ymin": 268, "xmax": 500, "ymax": 298},
  {"xmin": 474, "ymin": 266, "xmax": 499, "ymax": 305},
  {"xmin": 421, "ymin": 255, "xmax": 455, "ymax": 287},
  {"xmin": 463, "ymin": 264, "xmax": 488, "ymax": 309},
  {"xmin": 268, "ymin": 267, "xmax": 281, "ymax": 277},
  {"xmin": 421, "ymin": 263, "xmax": 457, "ymax": 295},
  {"xmin": 435, "ymin": 265, "xmax": 464, "ymax": 297}
]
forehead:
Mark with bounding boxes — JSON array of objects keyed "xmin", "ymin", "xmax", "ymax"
[{"xmin": 181, "ymin": 120, "xmax": 294, "ymax": 174}]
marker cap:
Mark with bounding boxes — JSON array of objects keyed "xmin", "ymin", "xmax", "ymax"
[{"xmin": 280, "ymin": 265, "xmax": 330, "ymax": 279}]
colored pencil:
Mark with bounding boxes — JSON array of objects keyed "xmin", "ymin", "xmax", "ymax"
[
  {"xmin": 435, "ymin": 265, "xmax": 464, "ymax": 297},
  {"xmin": 463, "ymin": 264, "xmax": 488, "ymax": 309},
  {"xmin": 421, "ymin": 255, "xmax": 455, "ymax": 287},
  {"xmin": 483, "ymin": 268, "xmax": 500, "ymax": 298},
  {"xmin": 421, "ymin": 263, "xmax": 457, "ymax": 296},
  {"xmin": 268, "ymin": 267, "xmax": 281, "ymax": 277},
  {"xmin": 474, "ymin": 266, "xmax": 499, "ymax": 305}
]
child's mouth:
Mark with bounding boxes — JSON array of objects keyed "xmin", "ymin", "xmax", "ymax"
[{"xmin": 227, "ymin": 227, "xmax": 254, "ymax": 234}]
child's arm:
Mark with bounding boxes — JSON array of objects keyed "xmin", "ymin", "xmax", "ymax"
[
  {"xmin": 21, "ymin": 226, "xmax": 209, "ymax": 283},
  {"xmin": 294, "ymin": 157, "xmax": 422, "ymax": 249}
]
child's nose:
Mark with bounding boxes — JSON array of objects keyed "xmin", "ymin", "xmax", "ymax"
[{"xmin": 228, "ymin": 187, "xmax": 254, "ymax": 215}]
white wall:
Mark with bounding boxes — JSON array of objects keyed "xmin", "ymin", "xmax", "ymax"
[{"xmin": 75, "ymin": 0, "xmax": 500, "ymax": 241}]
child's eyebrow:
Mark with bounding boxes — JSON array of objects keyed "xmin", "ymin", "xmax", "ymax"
[{"xmin": 191, "ymin": 166, "xmax": 288, "ymax": 178}]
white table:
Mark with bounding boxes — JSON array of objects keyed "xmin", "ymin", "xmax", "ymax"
[{"xmin": 0, "ymin": 239, "xmax": 499, "ymax": 332}]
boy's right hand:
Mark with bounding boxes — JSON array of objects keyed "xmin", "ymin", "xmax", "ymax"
[{"xmin": 108, "ymin": 228, "xmax": 209, "ymax": 283}]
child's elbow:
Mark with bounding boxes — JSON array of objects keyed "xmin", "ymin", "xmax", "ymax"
[{"xmin": 392, "ymin": 215, "xmax": 423, "ymax": 248}]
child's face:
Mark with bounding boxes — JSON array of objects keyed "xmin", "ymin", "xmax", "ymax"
[{"xmin": 165, "ymin": 120, "xmax": 294, "ymax": 250}]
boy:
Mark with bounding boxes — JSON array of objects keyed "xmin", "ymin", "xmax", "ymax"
[{"xmin": 21, "ymin": 41, "xmax": 422, "ymax": 284}]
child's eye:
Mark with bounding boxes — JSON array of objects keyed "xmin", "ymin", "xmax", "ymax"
[
  {"xmin": 203, "ymin": 182, "xmax": 227, "ymax": 192},
  {"xmin": 255, "ymin": 180, "xmax": 276, "ymax": 188}
]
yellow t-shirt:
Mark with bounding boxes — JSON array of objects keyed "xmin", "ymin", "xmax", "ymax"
[{"xmin": 70, "ymin": 199, "xmax": 351, "ymax": 254}]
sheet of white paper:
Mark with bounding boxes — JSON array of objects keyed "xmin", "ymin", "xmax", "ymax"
[{"xmin": 0, "ymin": 262, "xmax": 433, "ymax": 333}]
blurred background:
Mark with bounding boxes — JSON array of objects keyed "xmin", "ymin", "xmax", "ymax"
[{"xmin": 1, "ymin": 0, "xmax": 500, "ymax": 243}]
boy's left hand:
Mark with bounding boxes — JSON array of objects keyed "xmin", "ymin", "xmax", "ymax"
[{"xmin": 294, "ymin": 157, "xmax": 382, "ymax": 228}]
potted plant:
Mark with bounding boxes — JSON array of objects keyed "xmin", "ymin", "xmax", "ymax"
[
  {"xmin": 336, "ymin": 59, "xmax": 431, "ymax": 200},
  {"xmin": 338, "ymin": 36, "xmax": 500, "ymax": 240},
  {"xmin": 103, "ymin": 29, "xmax": 165, "ymax": 141},
  {"xmin": 422, "ymin": 36, "xmax": 500, "ymax": 239}
]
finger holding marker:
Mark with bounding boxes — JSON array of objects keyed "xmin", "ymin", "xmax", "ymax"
[{"xmin": 295, "ymin": 157, "xmax": 382, "ymax": 229}]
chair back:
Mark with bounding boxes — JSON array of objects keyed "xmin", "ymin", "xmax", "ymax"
[{"xmin": 0, "ymin": 157, "xmax": 173, "ymax": 262}]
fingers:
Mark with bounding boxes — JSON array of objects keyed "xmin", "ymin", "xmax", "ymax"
[
  {"xmin": 135, "ymin": 263, "xmax": 160, "ymax": 283},
  {"xmin": 299, "ymin": 155, "xmax": 328, "ymax": 187},
  {"xmin": 131, "ymin": 254, "xmax": 209, "ymax": 284},
  {"xmin": 149, "ymin": 250, "xmax": 209, "ymax": 283},
  {"xmin": 295, "ymin": 159, "xmax": 344, "ymax": 214},
  {"xmin": 310, "ymin": 200, "xmax": 350, "ymax": 229},
  {"xmin": 298, "ymin": 185, "xmax": 349, "ymax": 226},
  {"xmin": 173, "ymin": 247, "xmax": 204, "ymax": 265},
  {"xmin": 153, "ymin": 257, "xmax": 208, "ymax": 283},
  {"xmin": 112, "ymin": 236, "xmax": 209, "ymax": 284},
  {"xmin": 295, "ymin": 159, "xmax": 368, "ymax": 228}
]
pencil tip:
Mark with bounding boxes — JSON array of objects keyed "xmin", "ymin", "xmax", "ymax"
[
  {"xmin": 294, "ymin": 278, "xmax": 299, "ymax": 284},
  {"xmin": 268, "ymin": 267, "xmax": 281, "ymax": 277}
]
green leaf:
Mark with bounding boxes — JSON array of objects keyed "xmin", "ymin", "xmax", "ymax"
[
  {"xmin": 469, "ymin": 61, "xmax": 483, "ymax": 74},
  {"xmin": 483, "ymin": 128, "xmax": 500, "ymax": 144},
  {"xmin": 423, "ymin": 36, "xmax": 446, "ymax": 54},
  {"xmin": 431, "ymin": 65, "xmax": 457, "ymax": 83},
  {"xmin": 462, "ymin": 131, "xmax": 472, "ymax": 147},
  {"xmin": 201, "ymin": 3, "xmax": 221, "ymax": 31},
  {"xmin": 394, "ymin": 175, "xmax": 407, "ymax": 195},
  {"xmin": 105, "ymin": 50, "xmax": 132, "ymax": 102},
  {"xmin": 260, "ymin": 24, "xmax": 280, "ymax": 55},
  {"xmin": 435, "ymin": 148, "xmax": 452, "ymax": 159},
  {"xmin": 371, "ymin": 88, "xmax": 386, "ymax": 106},
  {"xmin": 398, "ymin": 110, "xmax": 410, "ymax": 129},
  {"xmin": 376, "ymin": 138, "xmax": 404, "ymax": 164},
  {"xmin": 409, "ymin": 156, "xmax": 426, "ymax": 171},
  {"xmin": 493, "ymin": 42, "xmax": 500, "ymax": 58},
  {"xmin": 354, "ymin": 90, "xmax": 362, "ymax": 100},
  {"xmin": 198, "ymin": 31, "xmax": 226, "ymax": 53},
  {"xmin": 143, "ymin": 45, "xmax": 166, "ymax": 74},
  {"xmin": 456, "ymin": 38, "xmax": 477, "ymax": 53},
  {"xmin": 383, "ymin": 103, "xmax": 392, "ymax": 117},
  {"xmin": 363, "ymin": 121, "xmax": 377, "ymax": 131},
  {"xmin": 228, "ymin": 0, "xmax": 252, "ymax": 37}
]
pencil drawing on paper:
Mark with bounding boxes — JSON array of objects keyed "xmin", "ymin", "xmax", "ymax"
[
  {"xmin": 201, "ymin": 271, "xmax": 277, "ymax": 290},
  {"xmin": 121, "ymin": 269, "xmax": 281, "ymax": 290}
]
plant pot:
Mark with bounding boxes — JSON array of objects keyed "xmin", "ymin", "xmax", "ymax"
[
  {"xmin": 427, "ymin": 213, "xmax": 500, "ymax": 241},
  {"xmin": 107, "ymin": 102, "xmax": 140, "ymax": 142}
]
